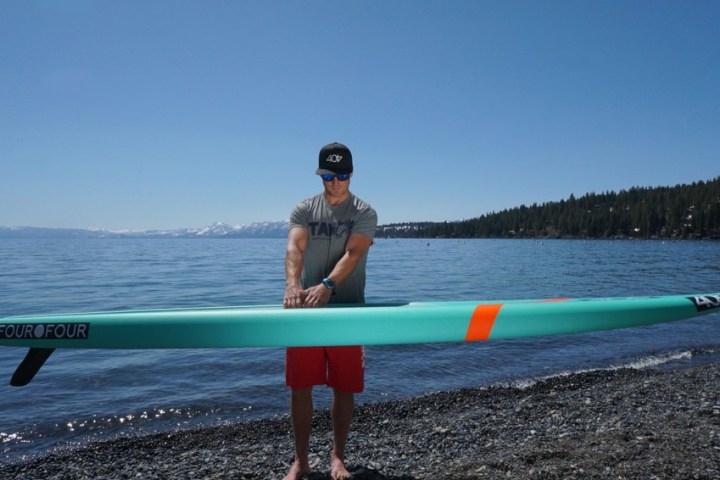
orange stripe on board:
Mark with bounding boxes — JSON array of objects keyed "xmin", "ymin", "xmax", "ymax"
[{"xmin": 465, "ymin": 304, "xmax": 503, "ymax": 341}]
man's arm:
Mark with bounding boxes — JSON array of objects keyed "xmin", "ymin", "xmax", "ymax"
[
  {"xmin": 325, "ymin": 232, "xmax": 373, "ymax": 286},
  {"xmin": 302, "ymin": 232, "xmax": 373, "ymax": 308},
  {"xmin": 284, "ymin": 226, "xmax": 308, "ymax": 309}
]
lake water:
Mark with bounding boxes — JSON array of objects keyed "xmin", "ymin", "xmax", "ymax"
[{"xmin": 1, "ymin": 237, "xmax": 719, "ymax": 463}]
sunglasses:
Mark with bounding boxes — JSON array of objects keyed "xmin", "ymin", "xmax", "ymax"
[{"xmin": 320, "ymin": 173, "xmax": 351, "ymax": 182}]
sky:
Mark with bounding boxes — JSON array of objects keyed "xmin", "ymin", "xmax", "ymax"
[{"xmin": 1, "ymin": 1, "xmax": 718, "ymax": 230}]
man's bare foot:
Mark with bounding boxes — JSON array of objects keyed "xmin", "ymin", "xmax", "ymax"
[
  {"xmin": 330, "ymin": 455, "xmax": 351, "ymax": 480},
  {"xmin": 283, "ymin": 459, "xmax": 311, "ymax": 480}
]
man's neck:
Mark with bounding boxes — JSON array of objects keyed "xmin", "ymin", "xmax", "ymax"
[{"xmin": 324, "ymin": 190, "xmax": 350, "ymax": 206}]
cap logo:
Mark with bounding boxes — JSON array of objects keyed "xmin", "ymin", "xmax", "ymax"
[{"xmin": 326, "ymin": 154, "xmax": 343, "ymax": 163}]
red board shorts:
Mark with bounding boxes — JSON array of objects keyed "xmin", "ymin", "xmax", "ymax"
[{"xmin": 285, "ymin": 345, "xmax": 364, "ymax": 393}]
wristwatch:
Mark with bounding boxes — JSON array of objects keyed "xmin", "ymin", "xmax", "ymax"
[{"xmin": 322, "ymin": 277, "xmax": 336, "ymax": 291}]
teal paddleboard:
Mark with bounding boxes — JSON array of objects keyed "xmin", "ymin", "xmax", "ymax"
[{"xmin": 1, "ymin": 292, "xmax": 718, "ymax": 386}]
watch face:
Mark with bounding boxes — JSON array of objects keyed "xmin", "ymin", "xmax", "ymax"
[{"xmin": 324, "ymin": 278, "xmax": 336, "ymax": 290}]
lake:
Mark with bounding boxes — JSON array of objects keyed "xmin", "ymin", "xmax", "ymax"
[{"xmin": 1, "ymin": 237, "xmax": 718, "ymax": 463}]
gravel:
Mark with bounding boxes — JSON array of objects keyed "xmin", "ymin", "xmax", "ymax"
[{"xmin": 2, "ymin": 363, "xmax": 720, "ymax": 479}]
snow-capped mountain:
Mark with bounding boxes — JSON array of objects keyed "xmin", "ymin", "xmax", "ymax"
[
  {"xmin": 0, "ymin": 221, "xmax": 290, "ymax": 239},
  {"xmin": 189, "ymin": 221, "xmax": 290, "ymax": 238}
]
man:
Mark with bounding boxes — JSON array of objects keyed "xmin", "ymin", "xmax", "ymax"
[{"xmin": 283, "ymin": 142, "xmax": 377, "ymax": 480}]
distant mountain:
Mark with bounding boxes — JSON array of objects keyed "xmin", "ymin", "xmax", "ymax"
[
  {"xmin": 0, "ymin": 221, "xmax": 290, "ymax": 239},
  {"xmin": 0, "ymin": 226, "xmax": 104, "ymax": 239}
]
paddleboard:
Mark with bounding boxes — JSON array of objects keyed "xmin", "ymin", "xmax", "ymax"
[{"xmin": 1, "ymin": 292, "xmax": 719, "ymax": 386}]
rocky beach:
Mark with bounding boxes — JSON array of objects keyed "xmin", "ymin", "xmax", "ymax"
[{"xmin": 2, "ymin": 363, "xmax": 719, "ymax": 479}]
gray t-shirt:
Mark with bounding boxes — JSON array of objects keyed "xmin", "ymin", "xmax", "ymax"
[{"xmin": 289, "ymin": 192, "xmax": 377, "ymax": 304}]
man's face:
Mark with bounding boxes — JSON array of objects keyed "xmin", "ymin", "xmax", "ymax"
[{"xmin": 321, "ymin": 172, "xmax": 352, "ymax": 200}]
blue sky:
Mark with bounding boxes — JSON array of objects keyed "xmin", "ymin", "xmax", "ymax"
[{"xmin": 1, "ymin": 1, "xmax": 718, "ymax": 230}]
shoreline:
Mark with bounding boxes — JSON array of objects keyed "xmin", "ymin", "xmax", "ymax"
[{"xmin": 3, "ymin": 364, "xmax": 720, "ymax": 479}]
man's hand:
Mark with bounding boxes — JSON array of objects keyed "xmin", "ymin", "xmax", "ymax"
[
  {"xmin": 283, "ymin": 284, "xmax": 308, "ymax": 309},
  {"xmin": 301, "ymin": 283, "xmax": 333, "ymax": 308}
]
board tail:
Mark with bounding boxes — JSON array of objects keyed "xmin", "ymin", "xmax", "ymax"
[{"xmin": 11, "ymin": 348, "xmax": 55, "ymax": 386}]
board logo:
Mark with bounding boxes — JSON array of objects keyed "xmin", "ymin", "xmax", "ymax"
[
  {"xmin": 688, "ymin": 295, "xmax": 720, "ymax": 312},
  {"xmin": 0, "ymin": 323, "xmax": 89, "ymax": 340}
]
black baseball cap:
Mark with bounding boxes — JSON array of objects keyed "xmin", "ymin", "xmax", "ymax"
[{"xmin": 316, "ymin": 142, "xmax": 353, "ymax": 175}]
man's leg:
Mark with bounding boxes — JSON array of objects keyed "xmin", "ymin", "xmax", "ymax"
[
  {"xmin": 326, "ymin": 346, "xmax": 363, "ymax": 479},
  {"xmin": 330, "ymin": 389, "xmax": 354, "ymax": 480},
  {"xmin": 284, "ymin": 386, "xmax": 313, "ymax": 480}
]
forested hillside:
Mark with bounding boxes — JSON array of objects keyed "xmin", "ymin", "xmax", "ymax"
[{"xmin": 377, "ymin": 177, "xmax": 720, "ymax": 240}]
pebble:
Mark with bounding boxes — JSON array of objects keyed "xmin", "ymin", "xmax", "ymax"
[{"xmin": 2, "ymin": 364, "xmax": 720, "ymax": 479}]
